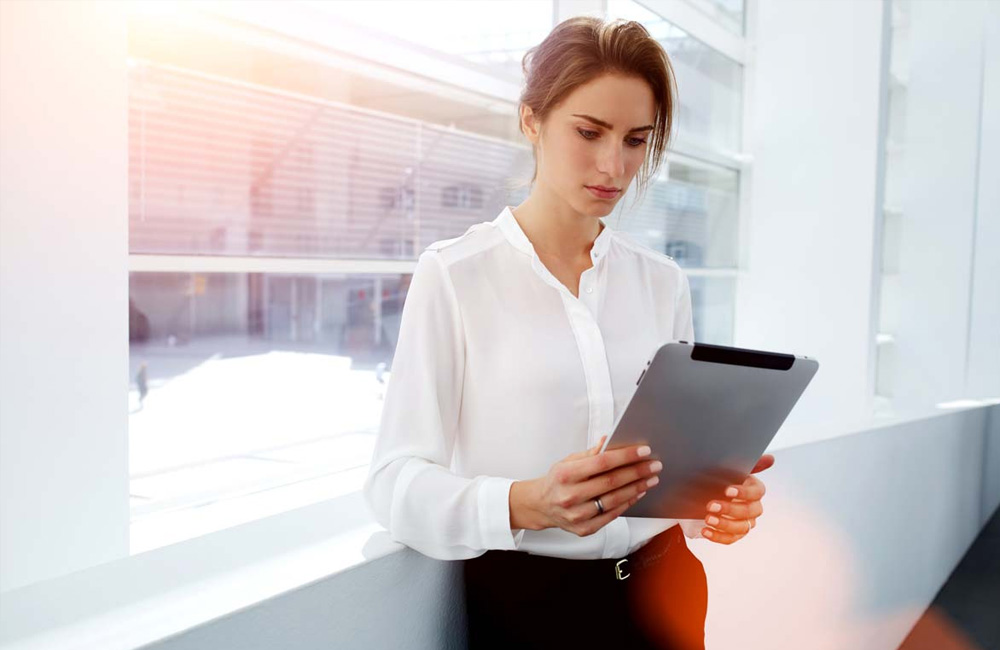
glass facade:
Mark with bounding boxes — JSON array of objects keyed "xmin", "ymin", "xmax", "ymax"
[
  {"xmin": 127, "ymin": 1, "xmax": 748, "ymax": 548},
  {"xmin": 609, "ymin": 0, "xmax": 744, "ymax": 153}
]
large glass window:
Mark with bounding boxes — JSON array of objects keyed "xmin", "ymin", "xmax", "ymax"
[
  {"xmin": 128, "ymin": 1, "xmax": 749, "ymax": 549},
  {"xmin": 304, "ymin": 0, "xmax": 554, "ymax": 81},
  {"xmin": 609, "ymin": 0, "xmax": 744, "ymax": 153},
  {"xmin": 128, "ymin": 61, "xmax": 532, "ymax": 260},
  {"xmin": 128, "ymin": 271, "xmax": 409, "ymax": 552},
  {"xmin": 606, "ymin": 0, "xmax": 746, "ymax": 349},
  {"xmin": 612, "ymin": 156, "xmax": 740, "ymax": 269},
  {"xmin": 128, "ymin": 36, "xmax": 529, "ymax": 550},
  {"xmin": 873, "ymin": 0, "xmax": 910, "ymax": 415},
  {"xmin": 683, "ymin": 0, "xmax": 745, "ymax": 35}
]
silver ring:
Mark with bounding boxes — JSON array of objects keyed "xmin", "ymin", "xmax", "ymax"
[
  {"xmin": 594, "ymin": 498, "xmax": 605, "ymax": 515},
  {"xmin": 745, "ymin": 519, "xmax": 752, "ymax": 534}
]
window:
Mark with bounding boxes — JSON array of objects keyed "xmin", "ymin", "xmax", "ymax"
[
  {"xmin": 303, "ymin": 0, "xmax": 554, "ymax": 81},
  {"xmin": 127, "ymin": 1, "xmax": 750, "ymax": 550},
  {"xmin": 608, "ymin": 0, "xmax": 748, "ymax": 346},
  {"xmin": 873, "ymin": 0, "xmax": 910, "ymax": 416},
  {"xmin": 128, "ymin": 45, "xmax": 531, "ymax": 551},
  {"xmin": 872, "ymin": 0, "xmax": 996, "ymax": 416},
  {"xmin": 683, "ymin": 0, "xmax": 745, "ymax": 36}
]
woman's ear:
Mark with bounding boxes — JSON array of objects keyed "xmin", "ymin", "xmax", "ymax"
[{"xmin": 519, "ymin": 103, "xmax": 540, "ymax": 146}]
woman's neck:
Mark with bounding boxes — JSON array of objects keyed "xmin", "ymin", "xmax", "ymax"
[{"xmin": 511, "ymin": 191, "xmax": 604, "ymax": 262}]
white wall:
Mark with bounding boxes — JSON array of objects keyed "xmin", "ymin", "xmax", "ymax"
[
  {"xmin": 0, "ymin": 0, "xmax": 129, "ymax": 592},
  {"xmin": 140, "ymin": 405, "xmax": 1000, "ymax": 650},
  {"xmin": 736, "ymin": 0, "xmax": 885, "ymax": 446},
  {"xmin": 141, "ymin": 548, "xmax": 466, "ymax": 650},
  {"xmin": 889, "ymin": 0, "xmax": 995, "ymax": 412},
  {"xmin": 966, "ymin": 0, "xmax": 1000, "ymax": 401}
]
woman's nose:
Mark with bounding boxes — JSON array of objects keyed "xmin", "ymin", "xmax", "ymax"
[{"xmin": 597, "ymin": 143, "xmax": 626, "ymax": 178}]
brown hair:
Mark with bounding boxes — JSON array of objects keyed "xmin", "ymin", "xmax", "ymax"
[{"xmin": 516, "ymin": 16, "xmax": 678, "ymax": 205}]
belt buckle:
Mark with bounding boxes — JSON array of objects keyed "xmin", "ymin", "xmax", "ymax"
[{"xmin": 614, "ymin": 558, "xmax": 630, "ymax": 581}]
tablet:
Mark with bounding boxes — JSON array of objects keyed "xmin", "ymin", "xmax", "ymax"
[{"xmin": 599, "ymin": 341, "xmax": 819, "ymax": 519}]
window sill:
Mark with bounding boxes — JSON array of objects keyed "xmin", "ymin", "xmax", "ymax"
[
  {"xmin": 767, "ymin": 397, "xmax": 1000, "ymax": 452},
  {"xmin": 5, "ymin": 400, "xmax": 997, "ymax": 650},
  {"xmin": 0, "ymin": 491, "xmax": 405, "ymax": 650}
]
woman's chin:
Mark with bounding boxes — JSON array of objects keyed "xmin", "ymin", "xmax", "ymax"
[{"xmin": 585, "ymin": 201, "xmax": 617, "ymax": 218}]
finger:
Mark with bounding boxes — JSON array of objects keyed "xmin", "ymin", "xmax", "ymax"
[
  {"xmin": 572, "ymin": 494, "xmax": 642, "ymax": 537},
  {"xmin": 575, "ymin": 458, "xmax": 661, "ymax": 502},
  {"xmin": 563, "ymin": 444, "xmax": 653, "ymax": 484},
  {"xmin": 701, "ymin": 528, "xmax": 744, "ymax": 544},
  {"xmin": 575, "ymin": 474, "xmax": 654, "ymax": 517},
  {"xmin": 564, "ymin": 436, "xmax": 607, "ymax": 462},
  {"xmin": 722, "ymin": 474, "xmax": 766, "ymax": 501},
  {"xmin": 750, "ymin": 454, "xmax": 775, "ymax": 474},
  {"xmin": 701, "ymin": 525, "xmax": 746, "ymax": 544},
  {"xmin": 704, "ymin": 515, "xmax": 756, "ymax": 536},
  {"xmin": 704, "ymin": 498, "xmax": 763, "ymax": 520}
]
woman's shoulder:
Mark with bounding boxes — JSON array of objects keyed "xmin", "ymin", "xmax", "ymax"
[
  {"xmin": 422, "ymin": 220, "xmax": 505, "ymax": 266},
  {"xmin": 611, "ymin": 230, "xmax": 683, "ymax": 275}
]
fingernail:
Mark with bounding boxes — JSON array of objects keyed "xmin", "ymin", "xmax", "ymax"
[
  {"xmin": 709, "ymin": 502, "xmax": 722, "ymax": 513},
  {"xmin": 637, "ymin": 491, "xmax": 647, "ymax": 499},
  {"xmin": 704, "ymin": 529, "xmax": 713, "ymax": 538},
  {"xmin": 707, "ymin": 516, "xmax": 719, "ymax": 526},
  {"xmin": 649, "ymin": 460, "xmax": 663, "ymax": 472},
  {"xmin": 726, "ymin": 487, "xmax": 738, "ymax": 498},
  {"xmin": 637, "ymin": 446, "xmax": 651, "ymax": 457},
  {"xmin": 646, "ymin": 476, "xmax": 659, "ymax": 488}
]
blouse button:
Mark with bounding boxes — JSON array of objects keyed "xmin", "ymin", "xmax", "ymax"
[{"xmin": 586, "ymin": 287, "xmax": 593, "ymax": 294}]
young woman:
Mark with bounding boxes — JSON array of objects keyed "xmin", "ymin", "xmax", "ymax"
[{"xmin": 364, "ymin": 16, "xmax": 773, "ymax": 650}]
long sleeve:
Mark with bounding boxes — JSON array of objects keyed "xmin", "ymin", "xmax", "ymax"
[
  {"xmin": 363, "ymin": 249, "xmax": 525, "ymax": 560},
  {"xmin": 672, "ymin": 269, "xmax": 706, "ymax": 541},
  {"xmin": 673, "ymin": 268, "xmax": 695, "ymax": 344}
]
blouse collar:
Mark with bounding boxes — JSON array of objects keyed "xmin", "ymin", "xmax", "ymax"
[{"xmin": 494, "ymin": 205, "xmax": 613, "ymax": 263}]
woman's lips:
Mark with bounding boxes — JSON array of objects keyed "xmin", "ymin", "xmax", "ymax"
[{"xmin": 586, "ymin": 185, "xmax": 621, "ymax": 199}]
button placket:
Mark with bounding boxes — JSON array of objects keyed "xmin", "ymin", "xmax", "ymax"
[
  {"xmin": 560, "ymin": 294, "xmax": 615, "ymax": 450},
  {"xmin": 579, "ymin": 260, "xmax": 605, "ymax": 319}
]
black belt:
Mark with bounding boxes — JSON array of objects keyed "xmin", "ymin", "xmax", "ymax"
[
  {"xmin": 466, "ymin": 523, "xmax": 685, "ymax": 583},
  {"xmin": 601, "ymin": 522, "xmax": 685, "ymax": 581}
]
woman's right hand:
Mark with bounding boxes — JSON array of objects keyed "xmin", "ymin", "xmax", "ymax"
[{"xmin": 509, "ymin": 436, "xmax": 662, "ymax": 537}]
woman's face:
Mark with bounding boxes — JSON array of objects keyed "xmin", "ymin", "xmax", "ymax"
[{"xmin": 521, "ymin": 73, "xmax": 656, "ymax": 218}]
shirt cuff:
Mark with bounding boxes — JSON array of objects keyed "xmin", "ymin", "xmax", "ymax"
[
  {"xmin": 679, "ymin": 518, "xmax": 705, "ymax": 540},
  {"xmin": 477, "ymin": 476, "xmax": 524, "ymax": 550}
]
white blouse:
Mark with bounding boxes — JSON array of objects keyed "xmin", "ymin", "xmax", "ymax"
[{"xmin": 363, "ymin": 205, "xmax": 705, "ymax": 561}]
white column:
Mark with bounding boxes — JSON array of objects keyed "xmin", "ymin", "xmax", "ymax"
[
  {"xmin": 891, "ymin": 0, "xmax": 992, "ymax": 411},
  {"xmin": 0, "ymin": 0, "xmax": 129, "ymax": 592},
  {"xmin": 736, "ymin": 0, "xmax": 885, "ymax": 445}
]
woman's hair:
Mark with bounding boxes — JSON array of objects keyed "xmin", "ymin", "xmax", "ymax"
[{"xmin": 515, "ymin": 16, "xmax": 678, "ymax": 205}]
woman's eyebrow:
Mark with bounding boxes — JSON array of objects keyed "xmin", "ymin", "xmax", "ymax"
[{"xmin": 571, "ymin": 113, "xmax": 653, "ymax": 133}]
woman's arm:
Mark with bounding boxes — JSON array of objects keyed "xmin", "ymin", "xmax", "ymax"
[{"xmin": 363, "ymin": 250, "xmax": 523, "ymax": 560}]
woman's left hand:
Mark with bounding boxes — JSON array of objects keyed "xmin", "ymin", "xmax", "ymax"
[{"xmin": 701, "ymin": 454, "xmax": 774, "ymax": 544}]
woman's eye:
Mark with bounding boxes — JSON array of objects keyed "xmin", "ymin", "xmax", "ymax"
[{"xmin": 577, "ymin": 129, "xmax": 647, "ymax": 148}]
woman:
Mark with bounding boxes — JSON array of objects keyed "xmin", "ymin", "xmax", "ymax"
[{"xmin": 364, "ymin": 16, "xmax": 773, "ymax": 650}]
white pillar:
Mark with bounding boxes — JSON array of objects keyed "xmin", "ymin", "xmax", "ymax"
[
  {"xmin": 736, "ymin": 0, "xmax": 885, "ymax": 445},
  {"xmin": 890, "ymin": 0, "xmax": 993, "ymax": 410},
  {"xmin": 0, "ymin": 0, "xmax": 129, "ymax": 592}
]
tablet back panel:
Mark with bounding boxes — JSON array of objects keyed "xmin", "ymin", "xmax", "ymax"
[{"xmin": 607, "ymin": 341, "xmax": 818, "ymax": 519}]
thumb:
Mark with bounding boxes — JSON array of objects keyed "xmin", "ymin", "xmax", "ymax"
[
  {"xmin": 750, "ymin": 454, "xmax": 775, "ymax": 474},
  {"xmin": 566, "ymin": 435, "xmax": 607, "ymax": 461}
]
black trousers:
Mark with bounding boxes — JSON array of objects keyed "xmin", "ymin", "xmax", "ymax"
[{"xmin": 462, "ymin": 524, "xmax": 708, "ymax": 650}]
